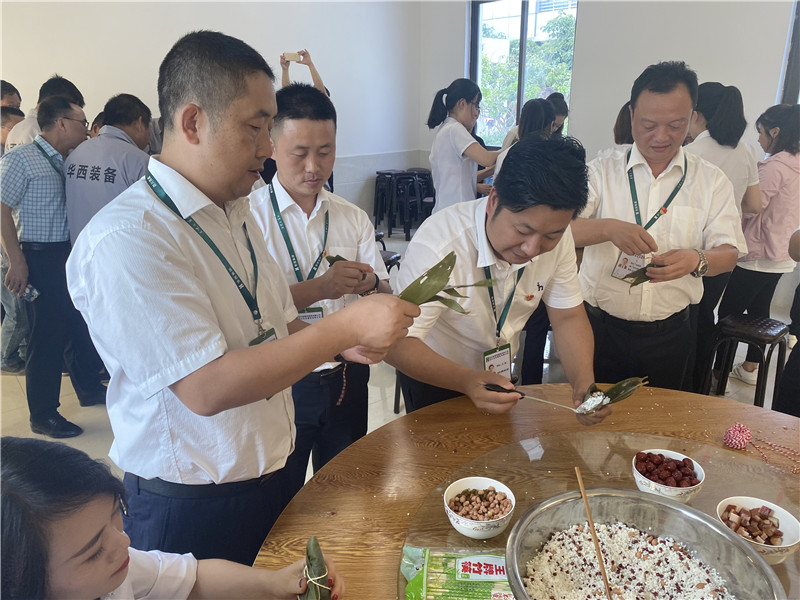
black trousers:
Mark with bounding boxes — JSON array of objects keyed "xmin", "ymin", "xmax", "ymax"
[
  {"xmin": 520, "ymin": 303, "xmax": 551, "ymax": 385},
  {"xmin": 123, "ymin": 469, "xmax": 294, "ymax": 565},
  {"xmin": 714, "ymin": 267, "xmax": 783, "ymax": 367},
  {"xmin": 586, "ymin": 303, "xmax": 694, "ymax": 391},
  {"xmin": 22, "ymin": 242, "xmax": 104, "ymax": 420},
  {"xmin": 773, "ymin": 346, "xmax": 800, "ymax": 418},
  {"xmin": 690, "ymin": 272, "xmax": 731, "ymax": 392},
  {"xmin": 284, "ymin": 362, "xmax": 370, "ymax": 500},
  {"xmin": 398, "ymin": 371, "xmax": 460, "ymax": 413}
]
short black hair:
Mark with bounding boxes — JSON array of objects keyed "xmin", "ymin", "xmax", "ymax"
[
  {"xmin": 275, "ymin": 83, "xmax": 337, "ymax": 131},
  {"xmin": 91, "ymin": 111, "xmax": 105, "ymax": 129},
  {"xmin": 158, "ymin": 30, "xmax": 274, "ymax": 132},
  {"xmin": 36, "ymin": 96, "xmax": 78, "ymax": 131},
  {"xmin": 1, "ymin": 437, "xmax": 126, "ymax": 600},
  {"xmin": 37, "ymin": 74, "xmax": 84, "ymax": 107},
  {"xmin": 1, "ymin": 106, "xmax": 25, "ymax": 127},
  {"xmin": 103, "ymin": 93, "xmax": 152, "ymax": 128},
  {"xmin": 630, "ymin": 61, "xmax": 697, "ymax": 109},
  {"xmin": 493, "ymin": 136, "xmax": 588, "ymax": 218},
  {"xmin": 1, "ymin": 80, "xmax": 20, "ymax": 101}
]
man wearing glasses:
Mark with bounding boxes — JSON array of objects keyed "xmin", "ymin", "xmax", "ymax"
[
  {"xmin": 1, "ymin": 96, "xmax": 107, "ymax": 438},
  {"xmin": 5, "ymin": 75, "xmax": 84, "ymax": 152}
]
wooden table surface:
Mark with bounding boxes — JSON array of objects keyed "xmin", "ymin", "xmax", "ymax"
[{"xmin": 253, "ymin": 384, "xmax": 800, "ymax": 598}]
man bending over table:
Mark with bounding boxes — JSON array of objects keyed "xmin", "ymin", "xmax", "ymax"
[{"xmin": 387, "ymin": 136, "xmax": 608, "ymax": 424}]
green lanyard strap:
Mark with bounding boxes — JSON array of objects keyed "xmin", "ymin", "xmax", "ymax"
[
  {"xmin": 145, "ymin": 170, "xmax": 264, "ymax": 331},
  {"xmin": 33, "ymin": 140, "xmax": 64, "ymax": 179},
  {"xmin": 627, "ymin": 149, "xmax": 687, "ymax": 230},
  {"xmin": 268, "ymin": 183, "xmax": 328, "ymax": 283},
  {"xmin": 483, "ymin": 266, "xmax": 525, "ymax": 344}
]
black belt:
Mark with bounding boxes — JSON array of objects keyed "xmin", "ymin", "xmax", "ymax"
[
  {"xmin": 301, "ymin": 362, "xmax": 344, "ymax": 382},
  {"xmin": 124, "ymin": 471, "xmax": 278, "ymax": 499},
  {"xmin": 585, "ymin": 303, "xmax": 690, "ymax": 334},
  {"xmin": 20, "ymin": 241, "xmax": 70, "ymax": 251}
]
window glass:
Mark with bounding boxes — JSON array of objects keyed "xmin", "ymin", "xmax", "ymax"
[{"xmin": 472, "ymin": 0, "xmax": 577, "ymax": 146}]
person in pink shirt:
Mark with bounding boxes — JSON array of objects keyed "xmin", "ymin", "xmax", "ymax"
[{"xmin": 715, "ymin": 103, "xmax": 800, "ymax": 384}]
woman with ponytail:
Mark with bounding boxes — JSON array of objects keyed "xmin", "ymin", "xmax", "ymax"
[
  {"xmin": 715, "ymin": 103, "xmax": 800, "ymax": 385},
  {"xmin": 427, "ymin": 78, "xmax": 499, "ymax": 214},
  {"xmin": 684, "ymin": 82, "xmax": 760, "ymax": 390}
]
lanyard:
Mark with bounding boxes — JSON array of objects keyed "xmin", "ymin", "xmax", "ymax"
[
  {"xmin": 268, "ymin": 183, "xmax": 328, "ymax": 283},
  {"xmin": 483, "ymin": 265, "xmax": 525, "ymax": 345},
  {"xmin": 33, "ymin": 140, "xmax": 64, "ymax": 179},
  {"xmin": 145, "ymin": 170, "xmax": 264, "ymax": 333},
  {"xmin": 627, "ymin": 149, "xmax": 687, "ymax": 230}
]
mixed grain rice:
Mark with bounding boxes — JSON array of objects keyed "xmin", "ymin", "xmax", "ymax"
[{"xmin": 524, "ymin": 522, "xmax": 734, "ymax": 599}]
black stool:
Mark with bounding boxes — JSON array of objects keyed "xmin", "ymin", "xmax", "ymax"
[
  {"xmin": 702, "ymin": 314, "xmax": 789, "ymax": 407},
  {"xmin": 373, "ymin": 170, "xmax": 402, "ymax": 228}
]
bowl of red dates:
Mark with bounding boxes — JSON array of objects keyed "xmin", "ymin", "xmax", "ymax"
[
  {"xmin": 631, "ymin": 449, "xmax": 705, "ymax": 504},
  {"xmin": 716, "ymin": 496, "xmax": 800, "ymax": 565}
]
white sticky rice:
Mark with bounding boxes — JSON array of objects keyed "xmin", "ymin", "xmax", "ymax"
[{"xmin": 524, "ymin": 522, "xmax": 734, "ymax": 599}]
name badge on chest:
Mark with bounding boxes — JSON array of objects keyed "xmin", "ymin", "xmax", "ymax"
[
  {"xmin": 483, "ymin": 343, "xmax": 512, "ymax": 379},
  {"xmin": 611, "ymin": 251, "xmax": 647, "ymax": 283},
  {"xmin": 297, "ymin": 307, "xmax": 324, "ymax": 324},
  {"xmin": 249, "ymin": 327, "xmax": 277, "ymax": 346}
]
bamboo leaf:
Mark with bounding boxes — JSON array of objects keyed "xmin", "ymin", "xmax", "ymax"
[
  {"xmin": 325, "ymin": 255, "xmax": 348, "ymax": 265},
  {"xmin": 398, "ymin": 251, "xmax": 456, "ymax": 304},
  {"xmin": 440, "ymin": 287, "xmax": 467, "ymax": 298},
  {"xmin": 431, "ymin": 294, "xmax": 469, "ymax": 313},
  {"xmin": 299, "ymin": 536, "xmax": 330, "ymax": 600}
]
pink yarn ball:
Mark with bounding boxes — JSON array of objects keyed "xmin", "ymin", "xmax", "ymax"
[{"xmin": 724, "ymin": 423, "xmax": 751, "ymax": 450}]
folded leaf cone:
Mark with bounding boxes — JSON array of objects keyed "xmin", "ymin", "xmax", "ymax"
[{"xmin": 299, "ymin": 536, "xmax": 330, "ymax": 600}]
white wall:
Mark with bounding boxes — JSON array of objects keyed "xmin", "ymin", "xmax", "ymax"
[{"xmin": 570, "ymin": 1, "xmax": 793, "ymax": 159}]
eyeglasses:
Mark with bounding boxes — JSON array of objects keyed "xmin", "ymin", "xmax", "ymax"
[
  {"xmin": 470, "ymin": 101, "xmax": 482, "ymax": 112},
  {"xmin": 62, "ymin": 116, "xmax": 89, "ymax": 129}
]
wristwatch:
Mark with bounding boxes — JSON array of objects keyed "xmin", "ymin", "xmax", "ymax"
[
  {"xmin": 360, "ymin": 273, "xmax": 381, "ymax": 296},
  {"xmin": 691, "ymin": 249, "xmax": 709, "ymax": 278}
]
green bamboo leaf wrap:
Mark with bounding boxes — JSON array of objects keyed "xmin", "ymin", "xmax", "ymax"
[{"xmin": 299, "ymin": 536, "xmax": 330, "ymax": 600}]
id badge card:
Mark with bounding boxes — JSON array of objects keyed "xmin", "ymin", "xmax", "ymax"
[
  {"xmin": 297, "ymin": 307, "xmax": 324, "ymax": 324},
  {"xmin": 611, "ymin": 251, "xmax": 646, "ymax": 283},
  {"xmin": 249, "ymin": 327, "xmax": 277, "ymax": 346},
  {"xmin": 483, "ymin": 344, "xmax": 512, "ymax": 379}
]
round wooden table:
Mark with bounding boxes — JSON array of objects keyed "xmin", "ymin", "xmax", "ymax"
[{"xmin": 254, "ymin": 384, "xmax": 799, "ymax": 598}]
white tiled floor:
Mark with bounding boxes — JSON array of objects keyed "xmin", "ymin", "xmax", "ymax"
[{"xmin": 1, "ymin": 227, "xmax": 789, "ymax": 474}]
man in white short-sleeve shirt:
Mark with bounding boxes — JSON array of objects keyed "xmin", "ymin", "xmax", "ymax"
[
  {"xmin": 571, "ymin": 61, "xmax": 742, "ymax": 391},
  {"xmin": 387, "ymin": 136, "xmax": 608, "ymax": 424},
  {"xmin": 249, "ymin": 83, "xmax": 390, "ymax": 497},
  {"xmin": 65, "ymin": 31, "xmax": 417, "ymax": 566}
]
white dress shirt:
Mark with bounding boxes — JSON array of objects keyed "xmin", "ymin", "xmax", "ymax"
[
  {"xmin": 249, "ymin": 177, "xmax": 388, "ymax": 370},
  {"xmin": 4, "ymin": 108, "xmax": 40, "ymax": 152},
  {"xmin": 67, "ymin": 157, "xmax": 297, "ymax": 484},
  {"xmin": 429, "ymin": 117, "xmax": 478, "ymax": 214},
  {"xmin": 399, "ymin": 197, "xmax": 583, "ymax": 371},
  {"xmin": 579, "ymin": 144, "xmax": 744, "ymax": 322},
  {"xmin": 103, "ymin": 549, "xmax": 197, "ymax": 600},
  {"xmin": 684, "ymin": 130, "xmax": 760, "ymax": 216}
]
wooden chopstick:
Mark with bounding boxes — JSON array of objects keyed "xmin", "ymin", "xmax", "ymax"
[{"xmin": 575, "ymin": 466, "xmax": 613, "ymax": 600}]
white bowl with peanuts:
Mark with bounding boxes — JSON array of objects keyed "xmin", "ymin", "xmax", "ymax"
[
  {"xmin": 444, "ymin": 476, "xmax": 516, "ymax": 540},
  {"xmin": 716, "ymin": 495, "xmax": 800, "ymax": 565}
]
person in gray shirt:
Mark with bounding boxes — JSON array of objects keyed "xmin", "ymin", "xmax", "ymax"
[{"xmin": 65, "ymin": 94, "xmax": 151, "ymax": 244}]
